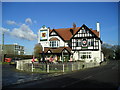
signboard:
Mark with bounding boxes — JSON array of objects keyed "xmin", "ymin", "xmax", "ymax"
[
  {"xmin": 40, "ymin": 30, "xmax": 48, "ymax": 41},
  {"xmin": 82, "ymin": 38, "xmax": 88, "ymax": 48}
]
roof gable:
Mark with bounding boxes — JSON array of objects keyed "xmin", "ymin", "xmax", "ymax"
[
  {"xmin": 49, "ymin": 24, "xmax": 100, "ymax": 41},
  {"xmin": 50, "ymin": 27, "xmax": 80, "ymax": 41},
  {"xmin": 49, "ymin": 30, "xmax": 57, "ymax": 36},
  {"xmin": 72, "ymin": 24, "xmax": 100, "ymax": 38}
]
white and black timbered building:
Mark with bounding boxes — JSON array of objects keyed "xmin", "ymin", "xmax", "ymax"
[{"xmin": 38, "ymin": 23, "xmax": 104, "ymax": 63}]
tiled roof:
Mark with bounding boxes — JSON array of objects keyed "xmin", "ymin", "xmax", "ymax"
[
  {"xmin": 50, "ymin": 27, "xmax": 80, "ymax": 41},
  {"xmin": 91, "ymin": 30, "xmax": 99, "ymax": 37},
  {"xmin": 49, "ymin": 26, "xmax": 99, "ymax": 41}
]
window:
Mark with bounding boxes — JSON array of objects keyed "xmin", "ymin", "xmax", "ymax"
[
  {"xmin": 79, "ymin": 52, "xmax": 92, "ymax": 60},
  {"xmin": 91, "ymin": 40, "xmax": 94, "ymax": 46},
  {"xmin": 76, "ymin": 39, "xmax": 81, "ymax": 47},
  {"xmin": 81, "ymin": 55, "xmax": 86, "ymax": 59},
  {"xmin": 50, "ymin": 41, "xmax": 59, "ymax": 47},
  {"xmin": 89, "ymin": 55, "xmax": 91, "ymax": 58},
  {"xmin": 88, "ymin": 39, "xmax": 91, "ymax": 46},
  {"xmin": 15, "ymin": 45, "xmax": 19, "ymax": 50},
  {"xmin": 82, "ymin": 29, "xmax": 86, "ymax": 33}
]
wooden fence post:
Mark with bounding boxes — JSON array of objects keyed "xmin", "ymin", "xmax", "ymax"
[
  {"xmin": 47, "ymin": 64, "xmax": 49, "ymax": 73},
  {"xmin": 78, "ymin": 63, "xmax": 80, "ymax": 70},
  {"xmin": 72, "ymin": 64, "xmax": 73, "ymax": 71},
  {"xmin": 32, "ymin": 63, "xmax": 34, "ymax": 72},
  {"xmin": 63, "ymin": 64, "xmax": 64, "ymax": 72}
]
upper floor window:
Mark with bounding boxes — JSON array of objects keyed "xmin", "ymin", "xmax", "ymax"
[
  {"xmin": 49, "ymin": 37, "xmax": 60, "ymax": 47},
  {"xmin": 76, "ymin": 39, "xmax": 81, "ymax": 47},
  {"xmin": 82, "ymin": 29, "xmax": 86, "ymax": 33},
  {"xmin": 50, "ymin": 41, "xmax": 59, "ymax": 47}
]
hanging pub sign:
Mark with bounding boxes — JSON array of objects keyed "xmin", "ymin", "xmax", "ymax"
[
  {"xmin": 39, "ymin": 25, "xmax": 49, "ymax": 41},
  {"xmin": 82, "ymin": 38, "xmax": 88, "ymax": 48},
  {"xmin": 40, "ymin": 30, "xmax": 48, "ymax": 41}
]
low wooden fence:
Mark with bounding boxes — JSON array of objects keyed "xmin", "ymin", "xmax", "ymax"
[{"xmin": 16, "ymin": 61, "xmax": 100, "ymax": 73}]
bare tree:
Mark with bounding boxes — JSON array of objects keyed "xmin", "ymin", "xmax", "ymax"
[
  {"xmin": 34, "ymin": 43, "xmax": 43, "ymax": 62},
  {"xmin": 102, "ymin": 43, "xmax": 119, "ymax": 60}
]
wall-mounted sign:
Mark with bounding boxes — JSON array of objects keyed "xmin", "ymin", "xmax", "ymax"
[
  {"xmin": 40, "ymin": 30, "xmax": 48, "ymax": 41},
  {"xmin": 82, "ymin": 38, "xmax": 88, "ymax": 48}
]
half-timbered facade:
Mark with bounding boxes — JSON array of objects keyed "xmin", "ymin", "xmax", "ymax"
[{"xmin": 38, "ymin": 23, "xmax": 104, "ymax": 63}]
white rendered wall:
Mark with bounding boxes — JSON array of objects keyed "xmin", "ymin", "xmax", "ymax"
[
  {"xmin": 72, "ymin": 50, "xmax": 101, "ymax": 63},
  {"xmin": 91, "ymin": 51, "xmax": 101, "ymax": 63},
  {"xmin": 73, "ymin": 51, "xmax": 78, "ymax": 61},
  {"xmin": 38, "ymin": 27, "xmax": 49, "ymax": 48}
]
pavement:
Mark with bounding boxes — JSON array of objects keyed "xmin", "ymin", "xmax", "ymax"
[{"xmin": 2, "ymin": 60, "xmax": 120, "ymax": 89}]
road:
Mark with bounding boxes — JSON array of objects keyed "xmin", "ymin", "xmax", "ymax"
[{"xmin": 3, "ymin": 60, "xmax": 119, "ymax": 89}]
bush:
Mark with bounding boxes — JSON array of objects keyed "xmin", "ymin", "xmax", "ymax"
[{"xmin": 5, "ymin": 54, "xmax": 33, "ymax": 59}]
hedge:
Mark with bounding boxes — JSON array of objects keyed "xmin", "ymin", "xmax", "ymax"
[{"xmin": 4, "ymin": 54, "xmax": 33, "ymax": 59}]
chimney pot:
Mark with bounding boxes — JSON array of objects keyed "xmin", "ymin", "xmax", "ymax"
[{"xmin": 73, "ymin": 23, "xmax": 76, "ymax": 28}]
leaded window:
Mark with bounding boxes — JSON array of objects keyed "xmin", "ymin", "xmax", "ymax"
[{"xmin": 50, "ymin": 41, "xmax": 59, "ymax": 47}]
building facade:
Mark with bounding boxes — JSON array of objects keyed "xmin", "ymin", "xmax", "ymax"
[
  {"xmin": 1, "ymin": 44, "xmax": 25, "ymax": 55},
  {"xmin": 38, "ymin": 23, "xmax": 104, "ymax": 63}
]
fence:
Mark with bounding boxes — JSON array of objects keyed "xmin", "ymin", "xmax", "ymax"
[
  {"xmin": 16, "ymin": 59, "xmax": 32, "ymax": 70},
  {"xmin": 16, "ymin": 60, "xmax": 100, "ymax": 73}
]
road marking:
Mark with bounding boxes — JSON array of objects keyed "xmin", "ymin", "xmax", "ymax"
[{"xmin": 61, "ymin": 76, "xmax": 93, "ymax": 88}]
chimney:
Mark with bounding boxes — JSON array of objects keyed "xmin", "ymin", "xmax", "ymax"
[
  {"xmin": 73, "ymin": 22, "xmax": 76, "ymax": 29},
  {"xmin": 97, "ymin": 22, "xmax": 100, "ymax": 32},
  {"xmin": 48, "ymin": 27, "xmax": 50, "ymax": 30},
  {"xmin": 90, "ymin": 28, "xmax": 92, "ymax": 30},
  {"xmin": 96, "ymin": 22, "xmax": 100, "ymax": 37}
]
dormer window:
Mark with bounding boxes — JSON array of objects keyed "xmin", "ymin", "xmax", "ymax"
[{"xmin": 49, "ymin": 37, "xmax": 60, "ymax": 47}]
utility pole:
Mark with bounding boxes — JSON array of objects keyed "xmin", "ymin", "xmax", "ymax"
[{"xmin": 1, "ymin": 30, "xmax": 4, "ymax": 62}]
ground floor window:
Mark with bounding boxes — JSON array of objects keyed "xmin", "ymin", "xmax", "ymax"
[{"xmin": 79, "ymin": 52, "xmax": 92, "ymax": 60}]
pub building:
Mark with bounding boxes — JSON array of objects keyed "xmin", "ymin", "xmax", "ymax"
[{"xmin": 38, "ymin": 23, "xmax": 104, "ymax": 63}]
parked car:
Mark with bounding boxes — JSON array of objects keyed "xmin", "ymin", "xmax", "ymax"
[
  {"xmin": 9, "ymin": 59, "xmax": 17, "ymax": 65},
  {"xmin": 5, "ymin": 58, "xmax": 12, "ymax": 63}
]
